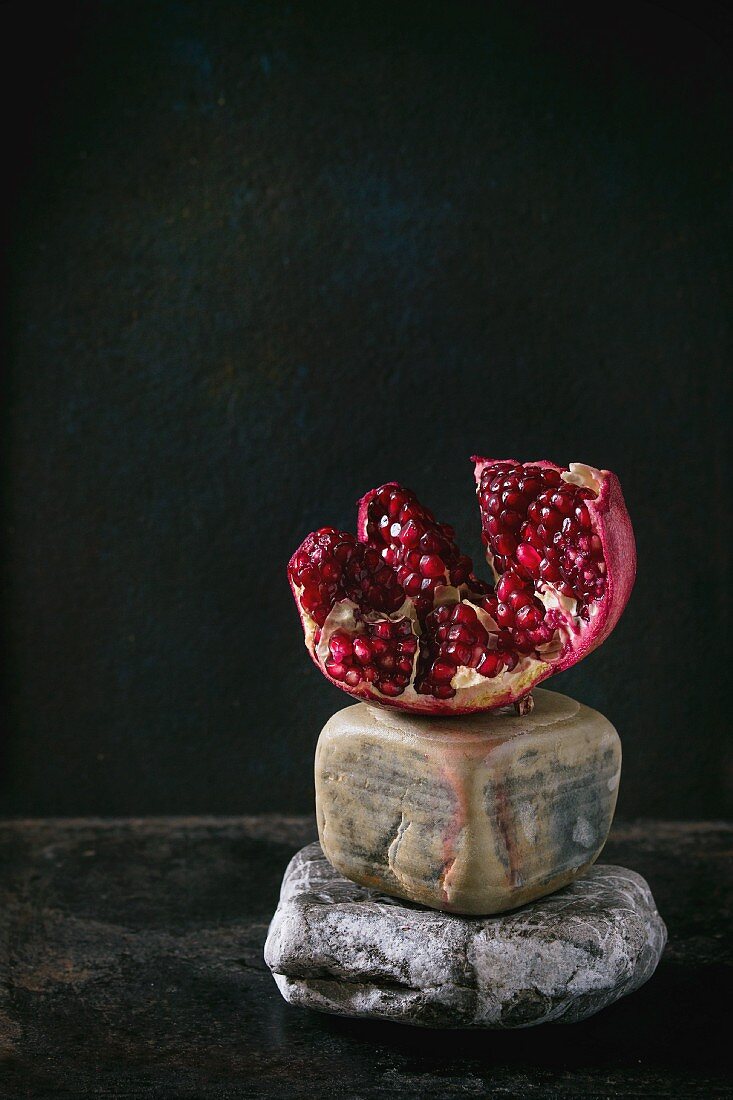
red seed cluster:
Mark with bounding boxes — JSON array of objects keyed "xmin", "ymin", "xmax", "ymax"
[
  {"xmin": 416, "ymin": 602, "xmax": 519, "ymax": 699},
  {"xmin": 477, "ymin": 463, "xmax": 605, "ymax": 628},
  {"xmin": 364, "ymin": 485, "xmax": 475, "ymax": 616},
  {"xmin": 325, "ymin": 620, "xmax": 418, "ymax": 697},
  {"xmin": 289, "ymin": 528, "xmax": 404, "ymax": 626}
]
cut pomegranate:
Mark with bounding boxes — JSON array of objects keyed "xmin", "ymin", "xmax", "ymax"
[{"xmin": 288, "ymin": 460, "xmax": 636, "ymax": 714}]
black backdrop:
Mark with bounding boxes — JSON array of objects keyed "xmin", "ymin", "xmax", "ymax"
[{"xmin": 4, "ymin": 1, "xmax": 731, "ymax": 818}]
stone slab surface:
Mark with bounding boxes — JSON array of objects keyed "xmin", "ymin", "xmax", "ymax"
[
  {"xmin": 265, "ymin": 842, "xmax": 667, "ymax": 1029},
  {"xmin": 1, "ymin": 817, "xmax": 729, "ymax": 1097}
]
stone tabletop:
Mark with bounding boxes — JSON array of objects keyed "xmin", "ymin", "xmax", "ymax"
[{"xmin": 0, "ymin": 817, "xmax": 730, "ymax": 1098}]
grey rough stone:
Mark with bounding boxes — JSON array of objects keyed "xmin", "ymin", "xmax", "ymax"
[{"xmin": 265, "ymin": 842, "xmax": 667, "ymax": 1029}]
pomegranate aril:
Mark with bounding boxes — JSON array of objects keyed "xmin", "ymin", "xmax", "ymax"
[
  {"xmin": 420, "ymin": 554, "xmax": 446, "ymax": 578},
  {"xmin": 576, "ymin": 504, "xmax": 592, "ymax": 529},
  {"xmin": 447, "ymin": 642, "xmax": 472, "ymax": 665},
  {"xmin": 494, "ymin": 533, "xmax": 517, "ymax": 556},
  {"xmin": 496, "ymin": 571, "xmax": 524, "ymax": 600},
  {"xmin": 344, "ymin": 669, "xmax": 361, "ymax": 687},
  {"xmin": 353, "ymin": 637, "xmax": 371, "ymax": 663},
  {"xmin": 496, "ymin": 602, "xmax": 514, "ymax": 626},
  {"xmin": 513, "ymin": 630, "xmax": 534, "ymax": 654},
  {"xmin": 540, "ymin": 508, "xmax": 562, "ymax": 534},
  {"xmin": 400, "ymin": 520, "xmax": 420, "ymax": 547},
  {"xmin": 378, "ymin": 680, "xmax": 402, "ymax": 697},
  {"xmin": 413, "ymin": 532, "xmax": 433, "ymax": 555},
  {"xmin": 502, "ymin": 489, "xmax": 524, "ymax": 509},
  {"xmin": 552, "ymin": 491, "xmax": 574, "ymax": 514},
  {"xmin": 326, "ymin": 662, "xmax": 348, "ymax": 681},
  {"xmin": 477, "ymin": 651, "xmax": 499, "ymax": 677},
  {"xmin": 539, "ymin": 558, "xmax": 561, "ymax": 582},
  {"xmin": 516, "ymin": 543, "xmax": 541, "ymax": 571},
  {"xmin": 520, "ymin": 477, "xmax": 541, "ymax": 497},
  {"xmin": 403, "ymin": 573, "xmax": 421, "ymax": 595},
  {"xmin": 515, "ymin": 604, "xmax": 542, "ymax": 630},
  {"xmin": 329, "ymin": 631, "xmax": 353, "ymax": 660},
  {"xmin": 501, "ymin": 509, "xmax": 523, "ymax": 530}
]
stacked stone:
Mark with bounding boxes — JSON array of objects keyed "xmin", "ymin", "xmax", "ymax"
[{"xmin": 265, "ymin": 689, "xmax": 666, "ymax": 1027}]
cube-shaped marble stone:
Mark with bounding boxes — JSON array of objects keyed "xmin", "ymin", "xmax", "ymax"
[{"xmin": 315, "ymin": 688, "xmax": 621, "ymax": 915}]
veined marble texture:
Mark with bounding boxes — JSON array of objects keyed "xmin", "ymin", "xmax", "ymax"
[
  {"xmin": 265, "ymin": 843, "xmax": 667, "ymax": 1029},
  {"xmin": 315, "ymin": 689, "xmax": 621, "ymax": 915}
]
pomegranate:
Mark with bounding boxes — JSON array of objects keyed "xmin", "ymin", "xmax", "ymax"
[{"xmin": 288, "ymin": 459, "xmax": 636, "ymax": 714}]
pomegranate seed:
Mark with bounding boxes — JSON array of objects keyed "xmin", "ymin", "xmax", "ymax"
[
  {"xmin": 539, "ymin": 558, "xmax": 561, "ymax": 582},
  {"xmin": 513, "ymin": 630, "xmax": 534, "ymax": 654},
  {"xmin": 496, "ymin": 572, "xmax": 524, "ymax": 600},
  {"xmin": 576, "ymin": 504, "xmax": 592, "ymax": 529},
  {"xmin": 353, "ymin": 637, "xmax": 371, "ymax": 663},
  {"xmin": 520, "ymin": 476, "xmax": 541, "ymax": 497},
  {"xmin": 502, "ymin": 489, "xmax": 524, "ymax": 509},
  {"xmin": 432, "ymin": 661, "xmax": 455, "ymax": 682},
  {"xmin": 477, "ymin": 652, "xmax": 500, "ymax": 677},
  {"xmin": 551, "ymin": 492, "xmax": 574, "ymax": 514},
  {"xmin": 541, "ymin": 508, "xmax": 562, "ymax": 534},
  {"xmin": 447, "ymin": 642, "xmax": 472, "ymax": 665},
  {"xmin": 500, "ymin": 509, "xmax": 523, "ymax": 530},
  {"xmin": 420, "ymin": 554, "xmax": 446, "ymax": 578},
  {"xmin": 515, "ymin": 604, "xmax": 542, "ymax": 630},
  {"xmin": 329, "ymin": 631, "xmax": 353, "ymax": 660},
  {"xmin": 400, "ymin": 520, "xmax": 420, "ymax": 547},
  {"xmin": 418, "ymin": 532, "xmax": 440, "ymax": 554},
  {"xmin": 345, "ymin": 669, "xmax": 361, "ymax": 686},
  {"xmin": 327, "ymin": 662, "xmax": 348, "ymax": 681},
  {"xmin": 494, "ymin": 533, "xmax": 517, "ymax": 556},
  {"xmin": 378, "ymin": 680, "xmax": 402, "ymax": 696},
  {"xmin": 496, "ymin": 602, "xmax": 514, "ymax": 626},
  {"xmin": 508, "ymin": 589, "xmax": 532, "ymax": 610},
  {"xmin": 516, "ymin": 543, "xmax": 541, "ymax": 572}
]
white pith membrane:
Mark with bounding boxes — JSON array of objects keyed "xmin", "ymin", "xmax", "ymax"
[{"xmin": 294, "ymin": 462, "xmax": 606, "ymax": 708}]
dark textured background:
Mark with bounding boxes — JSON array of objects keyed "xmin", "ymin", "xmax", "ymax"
[{"xmin": 3, "ymin": 1, "xmax": 731, "ymax": 817}]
